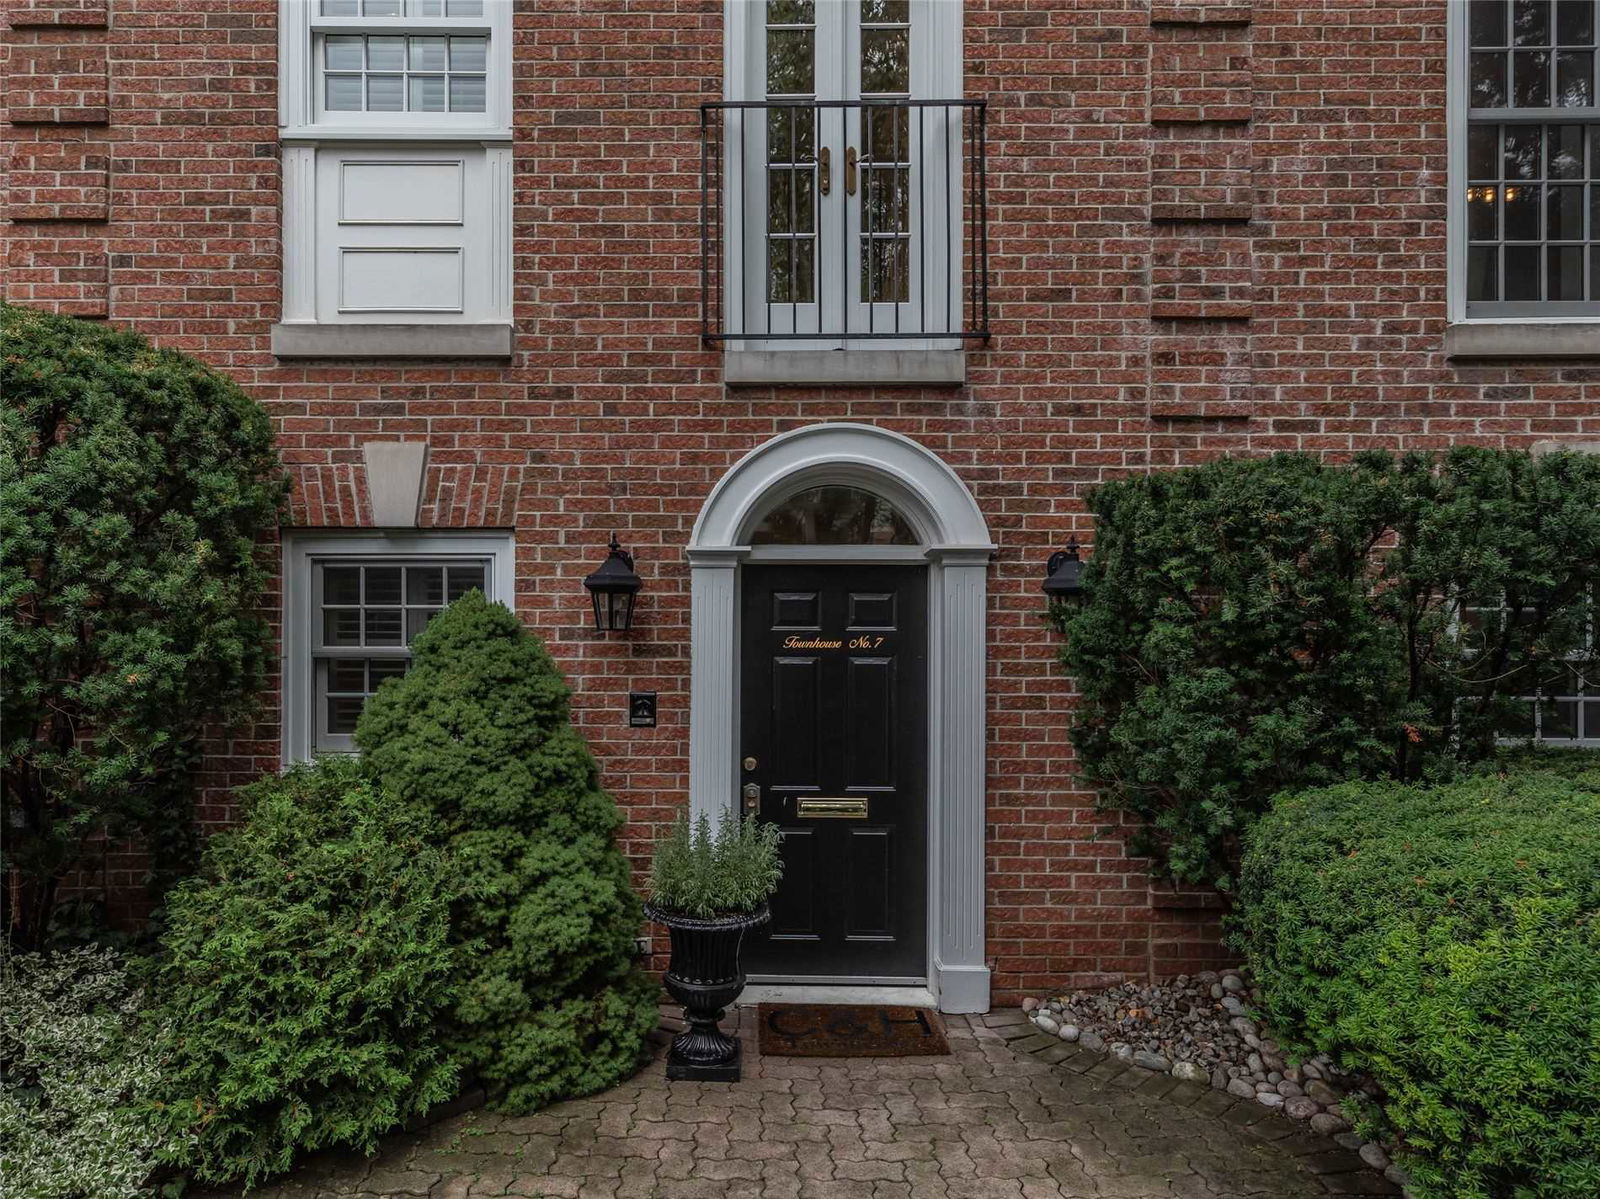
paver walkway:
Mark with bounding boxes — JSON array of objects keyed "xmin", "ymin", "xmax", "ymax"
[{"xmin": 224, "ymin": 1006, "xmax": 1396, "ymax": 1199}]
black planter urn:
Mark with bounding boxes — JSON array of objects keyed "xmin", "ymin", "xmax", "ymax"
[{"xmin": 644, "ymin": 903, "xmax": 769, "ymax": 1081}]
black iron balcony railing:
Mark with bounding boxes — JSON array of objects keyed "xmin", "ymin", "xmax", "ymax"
[{"xmin": 699, "ymin": 98, "xmax": 989, "ymax": 345}]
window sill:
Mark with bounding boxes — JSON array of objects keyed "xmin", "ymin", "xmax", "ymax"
[
  {"xmin": 1444, "ymin": 322, "xmax": 1600, "ymax": 360},
  {"xmin": 279, "ymin": 126, "xmax": 513, "ymax": 145},
  {"xmin": 722, "ymin": 349, "xmax": 966, "ymax": 387},
  {"xmin": 271, "ymin": 322, "xmax": 514, "ymax": 360}
]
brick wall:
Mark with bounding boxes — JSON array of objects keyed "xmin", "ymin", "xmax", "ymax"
[{"xmin": 6, "ymin": 1, "xmax": 1598, "ymax": 1001}]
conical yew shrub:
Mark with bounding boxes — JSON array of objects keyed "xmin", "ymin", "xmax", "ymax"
[{"xmin": 355, "ymin": 591, "xmax": 656, "ymax": 1111}]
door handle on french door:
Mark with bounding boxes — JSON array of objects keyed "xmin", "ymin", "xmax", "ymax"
[
  {"xmin": 742, "ymin": 783, "xmax": 761, "ymax": 814},
  {"xmin": 818, "ymin": 146, "xmax": 831, "ymax": 196},
  {"xmin": 844, "ymin": 146, "xmax": 858, "ymax": 196}
]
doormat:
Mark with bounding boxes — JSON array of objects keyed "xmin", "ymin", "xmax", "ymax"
[{"xmin": 756, "ymin": 1004, "xmax": 950, "ymax": 1058}]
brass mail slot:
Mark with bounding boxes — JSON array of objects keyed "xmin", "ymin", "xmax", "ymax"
[{"xmin": 796, "ymin": 797, "xmax": 870, "ymax": 819}]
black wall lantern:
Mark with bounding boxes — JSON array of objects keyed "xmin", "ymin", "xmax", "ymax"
[
  {"xmin": 583, "ymin": 535, "xmax": 642, "ymax": 632},
  {"xmin": 1042, "ymin": 537, "xmax": 1085, "ymax": 600}
]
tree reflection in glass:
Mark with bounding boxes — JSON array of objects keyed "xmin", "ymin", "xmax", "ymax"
[{"xmin": 751, "ymin": 487, "xmax": 918, "ymax": 545}]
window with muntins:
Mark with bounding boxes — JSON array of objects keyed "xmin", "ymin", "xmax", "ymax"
[
  {"xmin": 283, "ymin": 534, "xmax": 513, "ymax": 758},
  {"xmin": 285, "ymin": 0, "xmax": 506, "ymax": 134},
  {"xmin": 705, "ymin": 0, "xmax": 984, "ymax": 348},
  {"xmin": 276, "ymin": 2, "xmax": 513, "ymax": 333},
  {"xmin": 313, "ymin": 558, "xmax": 486, "ymax": 750},
  {"xmin": 1465, "ymin": 0, "xmax": 1600, "ymax": 316},
  {"xmin": 1462, "ymin": 588, "xmax": 1600, "ymax": 744}
]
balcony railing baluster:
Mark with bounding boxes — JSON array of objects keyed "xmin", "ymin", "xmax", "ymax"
[{"xmin": 699, "ymin": 98, "xmax": 990, "ymax": 345}]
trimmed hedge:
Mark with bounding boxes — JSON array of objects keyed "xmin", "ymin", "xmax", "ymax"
[
  {"xmin": 1234, "ymin": 759, "xmax": 1600, "ymax": 1199},
  {"xmin": 1051, "ymin": 448, "xmax": 1600, "ymax": 892},
  {"xmin": 149, "ymin": 758, "xmax": 461, "ymax": 1188}
]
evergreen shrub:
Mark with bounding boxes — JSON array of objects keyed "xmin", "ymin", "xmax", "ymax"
[
  {"xmin": 149, "ymin": 758, "xmax": 460, "ymax": 1188},
  {"xmin": 1235, "ymin": 759, "xmax": 1600, "ymax": 1198},
  {"xmin": 1, "ymin": 302, "xmax": 286, "ymax": 946},
  {"xmin": 1052, "ymin": 448, "xmax": 1600, "ymax": 890},
  {"xmin": 355, "ymin": 592, "xmax": 657, "ymax": 1113}
]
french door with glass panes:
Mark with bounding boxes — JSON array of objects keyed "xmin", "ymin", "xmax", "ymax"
[{"xmin": 737, "ymin": 0, "xmax": 959, "ymax": 343}]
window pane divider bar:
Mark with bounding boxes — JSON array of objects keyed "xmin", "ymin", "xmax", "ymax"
[
  {"xmin": 314, "ymin": 647, "xmax": 415, "ymax": 658},
  {"xmin": 311, "ymin": 18, "xmax": 491, "ymax": 32},
  {"xmin": 1468, "ymin": 107, "xmax": 1600, "ymax": 120}
]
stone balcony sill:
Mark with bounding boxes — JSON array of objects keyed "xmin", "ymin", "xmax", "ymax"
[
  {"xmin": 1444, "ymin": 322, "xmax": 1600, "ymax": 360},
  {"xmin": 722, "ymin": 348, "xmax": 966, "ymax": 387}
]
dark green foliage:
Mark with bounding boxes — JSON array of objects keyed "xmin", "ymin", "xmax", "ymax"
[
  {"xmin": 1234, "ymin": 760, "xmax": 1600, "ymax": 1199},
  {"xmin": 149, "ymin": 758, "xmax": 461, "ymax": 1188},
  {"xmin": 648, "ymin": 812, "xmax": 783, "ymax": 918},
  {"xmin": 1, "ymin": 303, "xmax": 287, "ymax": 947},
  {"xmin": 1052, "ymin": 448, "xmax": 1600, "ymax": 890},
  {"xmin": 355, "ymin": 592, "xmax": 656, "ymax": 1113}
]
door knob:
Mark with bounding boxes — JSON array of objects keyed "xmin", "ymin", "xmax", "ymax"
[{"xmin": 742, "ymin": 783, "xmax": 761, "ymax": 814}]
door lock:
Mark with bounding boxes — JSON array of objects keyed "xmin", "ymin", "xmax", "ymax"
[
  {"xmin": 743, "ymin": 756, "xmax": 758, "ymax": 771},
  {"xmin": 818, "ymin": 146, "xmax": 831, "ymax": 196},
  {"xmin": 742, "ymin": 783, "xmax": 761, "ymax": 814},
  {"xmin": 844, "ymin": 146, "xmax": 858, "ymax": 196}
]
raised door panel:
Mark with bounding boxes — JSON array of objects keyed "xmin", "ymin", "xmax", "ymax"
[{"xmin": 740, "ymin": 564, "xmax": 927, "ymax": 980}]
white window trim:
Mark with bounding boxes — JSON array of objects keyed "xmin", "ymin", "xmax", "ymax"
[
  {"xmin": 279, "ymin": 142, "xmax": 512, "ymax": 330},
  {"xmin": 277, "ymin": 1, "xmax": 514, "ymax": 343},
  {"xmin": 720, "ymin": 0, "xmax": 966, "ymax": 367},
  {"xmin": 281, "ymin": 531, "xmax": 515, "ymax": 763},
  {"xmin": 278, "ymin": 0, "xmax": 513, "ymax": 142},
  {"xmin": 1446, "ymin": 2, "xmax": 1600, "ymax": 340}
]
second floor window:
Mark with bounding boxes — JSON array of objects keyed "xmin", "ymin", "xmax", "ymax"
[
  {"xmin": 703, "ymin": 1, "xmax": 988, "ymax": 350},
  {"xmin": 276, "ymin": 1, "xmax": 513, "ymax": 334},
  {"xmin": 321, "ymin": 33, "xmax": 487, "ymax": 114},
  {"xmin": 281, "ymin": 0, "xmax": 507, "ymax": 135},
  {"xmin": 1465, "ymin": 0, "xmax": 1600, "ymax": 316}
]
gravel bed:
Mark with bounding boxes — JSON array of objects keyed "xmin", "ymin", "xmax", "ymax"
[{"xmin": 1024, "ymin": 967, "xmax": 1409, "ymax": 1191}]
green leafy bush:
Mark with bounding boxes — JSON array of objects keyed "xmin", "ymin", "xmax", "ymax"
[
  {"xmin": 648, "ymin": 812, "xmax": 783, "ymax": 918},
  {"xmin": 355, "ymin": 592, "xmax": 657, "ymax": 1113},
  {"xmin": 1, "ymin": 945, "xmax": 184, "ymax": 1199},
  {"xmin": 1234, "ymin": 760, "xmax": 1600, "ymax": 1199},
  {"xmin": 1052, "ymin": 448, "xmax": 1600, "ymax": 890},
  {"xmin": 149, "ymin": 758, "xmax": 461, "ymax": 1188},
  {"xmin": 1, "ymin": 302, "xmax": 287, "ymax": 947}
]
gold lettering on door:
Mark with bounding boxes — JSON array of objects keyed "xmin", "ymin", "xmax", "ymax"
[
  {"xmin": 779, "ymin": 635, "xmax": 889, "ymax": 650},
  {"xmin": 781, "ymin": 635, "xmax": 843, "ymax": 649}
]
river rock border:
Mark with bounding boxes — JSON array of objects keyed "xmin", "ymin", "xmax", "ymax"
[{"xmin": 991, "ymin": 970, "xmax": 1413, "ymax": 1197}]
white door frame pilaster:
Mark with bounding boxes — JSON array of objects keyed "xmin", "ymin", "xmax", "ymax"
[{"xmin": 687, "ymin": 423, "xmax": 994, "ymax": 1013}]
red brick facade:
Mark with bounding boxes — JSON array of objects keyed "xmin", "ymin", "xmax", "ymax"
[{"xmin": 6, "ymin": 1, "xmax": 1598, "ymax": 1004}]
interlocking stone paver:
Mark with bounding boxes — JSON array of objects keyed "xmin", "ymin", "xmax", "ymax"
[{"xmin": 200, "ymin": 1007, "xmax": 1397, "ymax": 1199}]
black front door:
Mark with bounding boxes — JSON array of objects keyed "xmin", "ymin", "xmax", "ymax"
[{"xmin": 740, "ymin": 565, "xmax": 928, "ymax": 980}]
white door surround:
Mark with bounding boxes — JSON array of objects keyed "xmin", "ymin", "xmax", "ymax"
[{"xmin": 687, "ymin": 423, "xmax": 994, "ymax": 1013}]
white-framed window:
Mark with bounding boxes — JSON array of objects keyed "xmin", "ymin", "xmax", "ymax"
[
  {"xmin": 718, "ymin": 0, "xmax": 971, "ymax": 353},
  {"xmin": 282, "ymin": 532, "xmax": 515, "ymax": 760},
  {"xmin": 276, "ymin": 1, "xmax": 513, "ymax": 335},
  {"xmin": 280, "ymin": 0, "xmax": 511, "ymax": 137},
  {"xmin": 1452, "ymin": 0, "xmax": 1600, "ymax": 320},
  {"xmin": 1462, "ymin": 587, "xmax": 1600, "ymax": 745}
]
